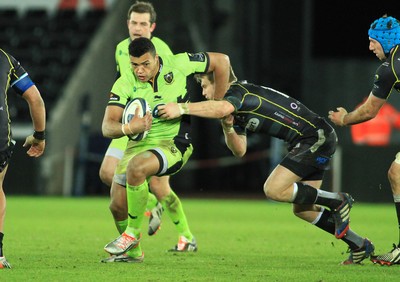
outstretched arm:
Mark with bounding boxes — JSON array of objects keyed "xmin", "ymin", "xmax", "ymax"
[
  {"xmin": 158, "ymin": 100, "xmax": 235, "ymax": 120},
  {"xmin": 328, "ymin": 92, "xmax": 386, "ymax": 126}
]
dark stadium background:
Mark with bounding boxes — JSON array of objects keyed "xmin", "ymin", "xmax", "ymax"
[{"xmin": 2, "ymin": 0, "xmax": 400, "ymax": 202}]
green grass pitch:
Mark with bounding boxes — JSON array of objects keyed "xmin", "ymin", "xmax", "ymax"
[{"xmin": 1, "ymin": 196, "xmax": 399, "ymax": 281}]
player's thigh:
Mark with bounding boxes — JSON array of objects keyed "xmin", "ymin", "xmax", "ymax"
[
  {"xmin": 100, "ymin": 138, "xmax": 126, "ymax": 172},
  {"xmin": 100, "ymin": 155, "xmax": 120, "ymax": 176},
  {"xmin": 0, "ymin": 166, "xmax": 7, "ymax": 187},
  {"xmin": 265, "ymin": 164, "xmax": 301, "ymax": 193}
]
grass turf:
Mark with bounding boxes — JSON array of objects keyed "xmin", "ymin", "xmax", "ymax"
[{"xmin": 1, "ymin": 196, "xmax": 399, "ymax": 281}]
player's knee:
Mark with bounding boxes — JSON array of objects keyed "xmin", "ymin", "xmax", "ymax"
[
  {"xmin": 263, "ymin": 177, "xmax": 280, "ymax": 199},
  {"xmin": 263, "ymin": 182, "xmax": 275, "ymax": 200},
  {"xmin": 126, "ymin": 159, "xmax": 149, "ymax": 183},
  {"xmin": 149, "ymin": 176, "xmax": 170, "ymax": 189},
  {"xmin": 388, "ymin": 162, "xmax": 400, "ymax": 192},
  {"xmin": 99, "ymin": 167, "xmax": 112, "ymax": 187}
]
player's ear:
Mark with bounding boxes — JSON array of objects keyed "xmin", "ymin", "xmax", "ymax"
[{"xmin": 150, "ymin": 22, "xmax": 156, "ymax": 33}]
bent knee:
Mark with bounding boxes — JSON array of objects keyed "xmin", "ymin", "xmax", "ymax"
[
  {"xmin": 263, "ymin": 183, "xmax": 277, "ymax": 200},
  {"xmin": 99, "ymin": 168, "xmax": 113, "ymax": 186}
]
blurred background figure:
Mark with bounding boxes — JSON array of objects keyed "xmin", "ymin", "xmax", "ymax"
[{"xmin": 350, "ymin": 98, "xmax": 400, "ymax": 146}]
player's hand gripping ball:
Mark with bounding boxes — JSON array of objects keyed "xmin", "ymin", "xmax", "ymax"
[{"xmin": 122, "ymin": 98, "xmax": 151, "ymax": 141}]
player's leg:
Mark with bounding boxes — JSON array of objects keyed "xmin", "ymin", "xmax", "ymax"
[
  {"xmin": 0, "ymin": 167, "xmax": 7, "ymax": 257},
  {"xmin": 0, "ymin": 169, "xmax": 10, "ymax": 269},
  {"xmin": 0, "ymin": 146, "xmax": 13, "ymax": 269},
  {"xmin": 100, "ymin": 138, "xmax": 158, "ymax": 233},
  {"xmin": 104, "ymin": 149, "xmax": 160, "ymax": 256},
  {"xmin": 291, "ymin": 179, "xmax": 374, "ymax": 265},
  {"xmin": 371, "ymin": 157, "xmax": 400, "ymax": 265},
  {"xmin": 147, "ymin": 176, "xmax": 166, "ymax": 236},
  {"xmin": 103, "ymin": 182, "xmax": 144, "ymax": 261},
  {"xmin": 109, "ymin": 181, "xmax": 127, "ymax": 234},
  {"xmin": 149, "ymin": 175, "xmax": 196, "ymax": 251}
]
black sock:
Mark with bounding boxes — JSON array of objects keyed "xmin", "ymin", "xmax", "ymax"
[
  {"xmin": 0, "ymin": 232, "xmax": 3, "ymax": 257},
  {"xmin": 314, "ymin": 209, "xmax": 358, "ymax": 249},
  {"xmin": 395, "ymin": 202, "xmax": 400, "ymax": 246},
  {"xmin": 315, "ymin": 209, "xmax": 335, "ymax": 233},
  {"xmin": 292, "ymin": 182, "xmax": 318, "ymax": 204}
]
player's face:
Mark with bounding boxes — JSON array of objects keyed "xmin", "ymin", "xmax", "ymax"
[
  {"xmin": 131, "ymin": 52, "xmax": 159, "ymax": 82},
  {"xmin": 127, "ymin": 12, "xmax": 156, "ymax": 40},
  {"xmin": 369, "ymin": 37, "xmax": 386, "ymax": 61},
  {"xmin": 200, "ymin": 77, "xmax": 216, "ymax": 100}
]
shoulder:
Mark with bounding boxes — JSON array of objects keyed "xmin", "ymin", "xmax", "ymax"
[
  {"xmin": 164, "ymin": 52, "xmax": 208, "ymax": 68},
  {"xmin": 151, "ymin": 36, "xmax": 173, "ymax": 55},
  {"xmin": 391, "ymin": 45, "xmax": 400, "ymax": 73},
  {"xmin": 116, "ymin": 38, "xmax": 130, "ymax": 50}
]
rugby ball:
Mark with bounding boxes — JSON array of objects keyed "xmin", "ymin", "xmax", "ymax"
[{"xmin": 122, "ymin": 98, "xmax": 151, "ymax": 141}]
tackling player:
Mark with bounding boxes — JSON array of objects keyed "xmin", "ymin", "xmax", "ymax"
[{"xmin": 158, "ymin": 67, "xmax": 375, "ymax": 265}]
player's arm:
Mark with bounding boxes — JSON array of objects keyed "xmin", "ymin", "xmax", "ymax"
[
  {"xmin": 21, "ymin": 85, "xmax": 46, "ymax": 157},
  {"xmin": 102, "ymin": 100, "xmax": 152, "ymax": 139},
  {"xmin": 102, "ymin": 103, "xmax": 125, "ymax": 138},
  {"xmin": 329, "ymin": 92, "xmax": 386, "ymax": 126},
  {"xmin": 221, "ymin": 115, "xmax": 247, "ymax": 157},
  {"xmin": 206, "ymin": 52, "xmax": 231, "ymax": 100},
  {"xmin": 158, "ymin": 100, "xmax": 234, "ymax": 120}
]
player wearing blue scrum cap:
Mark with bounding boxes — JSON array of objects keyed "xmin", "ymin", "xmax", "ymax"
[
  {"xmin": 329, "ymin": 14, "xmax": 400, "ymax": 266},
  {"xmin": 368, "ymin": 15, "xmax": 400, "ymax": 58}
]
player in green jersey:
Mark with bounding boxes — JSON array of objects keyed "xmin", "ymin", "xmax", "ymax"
[
  {"xmin": 101, "ymin": 37, "xmax": 230, "ymax": 262},
  {"xmin": 99, "ymin": 1, "xmax": 182, "ymax": 239}
]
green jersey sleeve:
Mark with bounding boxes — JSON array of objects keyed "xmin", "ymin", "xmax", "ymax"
[
  {"xmin": 166, "ymin": 52, "xmax": 210, "ymax": 76},
  {"xmin": 151, "ymin": 36, "xmax": 173, "ymax": 55},
  {"xmin": 109, "ymin": 75, "xmax": 134, "ymax": 107}
]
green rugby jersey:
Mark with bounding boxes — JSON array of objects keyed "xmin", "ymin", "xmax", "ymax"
[
  {"xmin": 115, "ymin": 37, "xmax": 173, "ymax": 77},
  {"xmin": 109, "ymin": 52, "xmax": 209, "ymax": 142}
]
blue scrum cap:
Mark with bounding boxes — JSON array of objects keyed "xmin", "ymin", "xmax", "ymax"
[{"xmin": 368, "ymin": 15, "xmax": 400, "ymax": 55}]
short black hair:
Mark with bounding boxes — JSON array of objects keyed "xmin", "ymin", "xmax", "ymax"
[{"xmin": 129, "ymin": 37, "xmax": 156, "ymax": 57}]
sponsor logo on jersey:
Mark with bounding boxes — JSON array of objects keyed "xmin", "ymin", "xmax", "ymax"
[
  {"xmin": 164, "ymin": 72, "xmax": 174, "ymax": 84},
  {"xmin": 109, "ymin": 93, "xmax": 120, "ymax": 101},
  {"xmin": 246, "ymin": 118, "xmax": 260, "ymax": 131},
  {"xmin": 153, "ymin": 95, "xmax": 163, "ymax": 103},
  {"xmin": 187, "ymin": 52, "xmax": 206, "ymax": 62},
  {"xmin": 316, "ymin": 156, "xmax": 329, "ymax": 165},
  {"xmin": 170, "ymin": 146, "xmax": 177, "ymax": 154}
]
